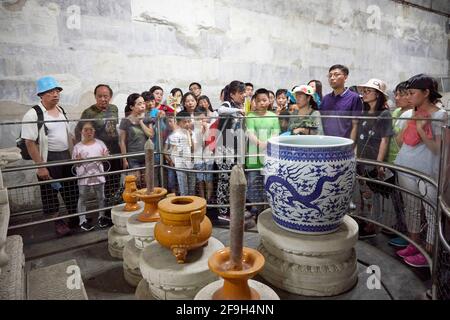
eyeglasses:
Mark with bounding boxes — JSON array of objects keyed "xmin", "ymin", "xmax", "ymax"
[
  {"xmin": 327, "ymin": 73, "xmax": 344, "ymax": 79},
  {"xmin": 363, "ymin": 89, "xmax": 376, "ymax": 94}
]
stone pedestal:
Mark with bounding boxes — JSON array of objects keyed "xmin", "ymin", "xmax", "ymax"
[
  {"xmin": 135, "ymin": 279, "xmax": 154, "ymax": 300},
  {"xmin": 194, "ymin": 279, "xmax": 280, "ymax": 300},
  {"xmin": 126, "ymin": 213, "xmax": 156, "ymax": 250},
  {"xmin": 111, "ymin": 203, "xmax": 144, "ymax": 234},
  {"xmin": 0, "ymin": 236, "xmax": 25, "ymax": 300},
  {"xmin": 123, "ymin": 239, "xmax": 143, "ymax": 287},
  {"xmin": 258, "ymin": 209, "xmax": 359, "ymax": 297},
  {"xmin": 123, "ymin": 214, "xmax": 156, "ymax": 287},
  {"xmin": 139, "ymin": 237, "xmax": 224, "ymax": 300},
  {"xmin": 108, "ymin": 228, "xmax": 132, "ymax": 259},
  {"xmin": 0, "ymin": 148, "xmax": 24, "ymax": 299},
  {"xmin": 108, "ymin": 203, "xmax": 143, "ymax": 259}
]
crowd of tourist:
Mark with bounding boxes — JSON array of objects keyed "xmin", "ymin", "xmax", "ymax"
[{"xmin": 20, "ymin": 64, "xmax": 448, "ymax": 269}]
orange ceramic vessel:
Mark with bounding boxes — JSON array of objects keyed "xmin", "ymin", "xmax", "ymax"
[
  {"xmin": 155, "ymin": 196, "xmax": 212, "ymax": 264},
  {"xmin": 122, "ymin": 175, "xmax": 140, "ymax": 212},
  {"xmin": 133, "ymin": 187, "xmax": 168, "ymax": 222},
  {"xmin": 208, "ymin": 247, "xmax": 265, "ymax": 300}
]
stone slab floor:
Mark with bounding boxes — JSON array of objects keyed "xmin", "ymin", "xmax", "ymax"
[{"xmin": 17, "ymin": 222, "xmax": 431, "ymax": 300}]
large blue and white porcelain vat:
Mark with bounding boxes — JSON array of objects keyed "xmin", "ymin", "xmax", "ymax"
[{"xmin": 264, "ymin": 135, "xmax": 356, "ymax": 235}]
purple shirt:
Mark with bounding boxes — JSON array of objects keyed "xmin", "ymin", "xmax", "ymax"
[{"xmin": 320, "ymin": 89, "xmax": 363, "ymax": 138}]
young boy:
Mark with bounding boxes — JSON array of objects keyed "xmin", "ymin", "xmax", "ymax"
[
  {"xmin": 165, "ymin": 111, "xmax": 195, "ymax": 196},
  {"xmin": 246, "ymin": 88, "xmax": 281, "ymax": 217},
  {"xmin": 160, "ymin": 115, "xmax": 177, "ymax": 194},
  {"xmin": 192, "ymin": 110, "xmax": 215, "ymax": 201},
  {"xmin": 142, "ymin": 91, "xmax": 158, "ymax": 119}
]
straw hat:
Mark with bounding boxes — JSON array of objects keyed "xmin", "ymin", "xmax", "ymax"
[{"xmin": 358, "ymin": 79, "xmax": 388, "ymax": 97}]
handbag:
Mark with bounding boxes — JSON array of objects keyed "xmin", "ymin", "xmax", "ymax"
[
  {"xmin": 357, "ymin": 112, "xmax": 394, "ymax": 198},
  {"xmin": 364, "ymin": 167, "xmax": 395, "ymax": 198}
]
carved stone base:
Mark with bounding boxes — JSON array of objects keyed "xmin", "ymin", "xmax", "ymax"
[
  {"xmin": 135, "ymin": 279, "xmax": 155, "ymax": 300},
  {"xmin": 194, "ymin": 279, "xmax": 280, "ymax": 300},
  {"xmin": 108, "ymin": 227, "xmax": 132, "ymax": 260},
  {"xmin": 0, "ymin": 236, "xmax": 25, "ymax": 300},
  {"xmin": 126, "ymin": 213, "xmax": 156, "ymax": 250},
  {"xmin": 111, "ymin": 203, "xmax": 144, "ymax": 235},
  {"xmin": 258, "ymin": 209, "xmax": 359, "ymax": 297},
  {"xmin": 123, "ymin": 239, "xmax": 142, "ymax": 287},
  {"xmin": 139, "ymin": 238, "xmax": 224, "ymax": 300}
]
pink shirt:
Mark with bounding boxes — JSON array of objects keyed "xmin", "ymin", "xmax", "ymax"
[{"xmin": 72, "ymin": 139, "xmax": 108, "ymax": 186}]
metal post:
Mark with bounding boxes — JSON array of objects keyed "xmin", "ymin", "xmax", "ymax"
[
  {"xmin": 157, "ymin": 117, "xmax": 165, "ymax": 189},
  {"xmin": 431, "ymin": 124, "xmax": 447, "ymax": 300}
]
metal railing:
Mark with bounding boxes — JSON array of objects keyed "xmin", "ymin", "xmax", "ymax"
[
  {"xmin": 432, "ymin": 126, "xmax": 450, "ymax": 300},
  {"xmin": 1, "ymin": 114, "xmax": 449, "ymax": 299}
]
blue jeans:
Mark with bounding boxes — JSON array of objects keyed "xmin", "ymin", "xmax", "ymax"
[
  {"xmin": 77, "ymin": 183, "xmax": 105, "ymax": 224},
  {"xmin": 128, "ymin": 158, "xmax": 145, "ymax": 169},
  {"xmin": 246, "ymin": 169, "xmax": 265, "ymax": 205},
  {"xmin": 167, "ymin": 167, "xmax": 177, "ymax": 193},
  {"xmin": 194, "ymin": 162, "xmax": 214, "ymax": 182},
  {"xmin": 176, "ymin": 169, "xmax": 196, "ymax": 196}
]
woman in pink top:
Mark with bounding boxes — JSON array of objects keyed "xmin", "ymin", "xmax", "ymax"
[{"xmin": 73, "ymin": 121, "xmax": 110, "ymax": 231}]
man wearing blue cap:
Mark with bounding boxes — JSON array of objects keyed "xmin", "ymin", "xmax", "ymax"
[{"xmin": 21, "ymin": 76, "xmax": 78, "ymax": 237}]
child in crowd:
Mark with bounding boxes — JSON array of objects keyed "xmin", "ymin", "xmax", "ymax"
[
  {"xmin": 142, "ymin": 91, "xmax": 160, "ymax": 119},
  {"xmin": 275, "ymin": 89, "xmax": 290, "ymax": 134},
  {"xmin": 268, "ymin": 90, "xmax": 276, "ymax": 111},
  {"xmin": 73, "ymin": 121, "xmax": 111, "ymax": 231},
  {"xmin": 275, "ymin": 89, "xmax": 289, "ymax": 114},
  {"xmin": 192, "ymin": 109, "xmax": 215, "ymax": 201},
  {"xmin": 246, "ymin": 88, "xmax": 280, "ymax": 218},
  {"xmin": 162, "ymin": 115, "xmax": 178, "ymax": 194},
  {"xmin": 165, "ymin": 111, "xmax": 195, "ymax": 196},
  {"xmin": 279, "ymin": 110, "xmax": 291, "ymax": 134}
]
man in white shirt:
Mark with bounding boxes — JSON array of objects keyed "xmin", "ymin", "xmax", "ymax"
[{"xmin": 21, "ymin": 76, "xmax": 77, "ymax": 236}]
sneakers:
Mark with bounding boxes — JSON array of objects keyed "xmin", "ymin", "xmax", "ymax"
[
  {"xmin": 98, "ymin": 216, "xmax": 112, "ymax": 228},
  {"xmin": 396, "ymin": 244, "xmax": 420, "ymax": 258},
  {"xmin": 80, "ymin": 221, "xmax": 95, "ymax": 232},
  {"xmin": 218, "ymin": 214, "xmax": 230, "ymax": 222},
  {"xmin": 55, "ymin": 220, "xmax": 71, "ymax": 237},
  {"xmin": 388, "ymin": 237, "xmax": 409, "ymax": 248},
  {"xmin": 381, "ymin": 229, "xmax": 395, "ymax": 236},
  {"xmin": 404, "ymin": 253, "xmax": 429, "ymax": 268}
]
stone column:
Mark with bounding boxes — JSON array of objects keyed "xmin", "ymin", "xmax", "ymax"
[
  {"xmin": 0, "ymin": 148, "xmax": 25, "ymax": 300},
  {"xmin": 108, "ymin": 202, "xmax": 143, "ymax": 259},
  {"xmin": 0, "ymin": 148, "xmax": 21, "ymax": 275}
]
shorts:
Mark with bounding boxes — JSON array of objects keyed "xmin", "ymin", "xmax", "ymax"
[
  {"xmin": 193, "ymin": 162, "xmax": 214, "ymax": 182},
  {"xmin": 128, "ymin": 157, "xmax": 145, "ymax": 170}
]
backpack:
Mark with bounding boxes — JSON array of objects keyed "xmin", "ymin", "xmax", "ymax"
[{"xmin": 17, "ymin": 105, "xmax": 67, "ymax": 160}]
